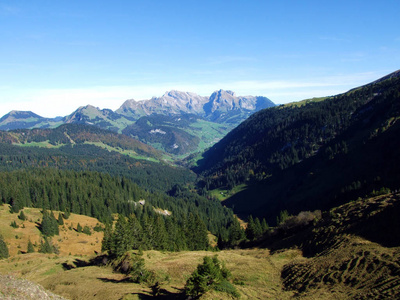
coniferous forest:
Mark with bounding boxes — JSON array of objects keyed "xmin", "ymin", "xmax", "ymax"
[
  {"xmin": 196, "ymin": 71, "xmax": 400, "ymax": 223},
  {"xmin": 0, "ymin": 168, "xmax": 235, "ymax": 250}
]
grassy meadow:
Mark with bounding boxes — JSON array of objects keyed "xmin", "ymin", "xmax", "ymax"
[{"xmin": 0, "ymin": 204, "xmax": 299, "ymax": 299}]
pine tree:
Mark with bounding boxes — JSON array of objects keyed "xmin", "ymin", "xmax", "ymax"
[
  {"xmin": 39, "ymin": 237, "xmax": 53, "ymax": 254},
  {"xmin": 276, "ymin": 210, "xmax": 290, "ymax": 226},
  {"xmin": 18, "ymin": 210, "xmax": 27, "ymax": 221},
  {"xmin": 186, "ymin": 213, "xmax": 209, "ymax": 250},
  {"xmin": 127, "ymin": 214, "xmax": 143, "ymax": 250},
  {"xmin": 261, "ymin": 218, "xmax": 270, "ymax": 233},
  {"xmin": 227, "ymin": 218, "xmax": 245, "ymax": 247},
  {"xmin": 245, "ymin": 215, "xmax": 256, "ymax": 240},
  {"xmin": 27, "ymin": 239, "xmax": 35, "ymax": 253},
  {"xmin": 185, "ymin": 255, "xmax": 237, "ymax": 298},
  {"xmin": 153, "ymin": 215, "xmax": 168, "ymax": 250},
  {"xmin": 83, "ymin": 225, "xmax": 91, "ymax": 235},
  {"xmin": 253, "ymin": 217, "xmax": 263, "ymax": 239},
  {"xmin": 41, "ymin": 210, "xmax": 59, "ymax": 236},
  {"xmin": 57, "ymin": 212, "xmax": 64, "ymax": 225},
  {"xmin": 0, "ymin": 234, "xmax": 9, "ymax": 259},
  {"xmin": 110, "ymin": 215, "xmax": 131, "ymax": 257},
  {"xmin": 63, "ymin": 209, "xmax": 71, "ymax": 220},
  {"xmin": 76, "ymin": 223, "xmax": 83, "ymax": 233},
  {"xmin": 101, "ymin": 223, "xmax": 113, "ymax": 253}
]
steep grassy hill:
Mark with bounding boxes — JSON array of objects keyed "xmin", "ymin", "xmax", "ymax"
[
  {"xmin": 122, "ymin": 114, "xmax": 230, "ymax": 156},
  {"xmin": 195, "ymin": 70, "xmax": 400, "ymax": 223},
  {"xmin": 0, "ymin": 205, "xmax": 104, "ymax": 257},
  {"xmin": 264, "ymin": 191, "xmax": 400, "ymax": 299},
  {"xmin": 0, "ymin": 123, "xmax": 162, "ymax": 161}
]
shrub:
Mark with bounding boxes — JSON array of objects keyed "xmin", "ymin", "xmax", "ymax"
[{"xmin": 278, "ymin": 210, "xmax": 321, "ymax": 231}]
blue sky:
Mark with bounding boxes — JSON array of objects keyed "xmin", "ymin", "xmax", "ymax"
[{"xmin": 1, "ymin": 0, "xmax": 399, "ymax": 117}]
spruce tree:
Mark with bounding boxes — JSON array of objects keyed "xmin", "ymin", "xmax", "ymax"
[
  {"xmin": 185, "ymin": 255, "xmax": 237, "ymax": 298},
  {"xmin": 10, "ymin": 220, "xmax": 18, "ymax": 228},
  {"xmin": 245, "ymin": 215, "xmax": 256, "ymax": 240},
  {"xmin": 227, "ymin": 218, "xmax": 245, "ymax": 247},
  {"xmin": 27, "ymin": 239, "xmax": 35, "ymax": 253},
  {"xmin": 101, "ymin": 223, "xmax": 113, "ymax": 253},
  {"xmin": 0, "ymin": 234, "xmax": 9, "ymax": 259},
  {"xmin": 253, "ymin": 217, "xmax": 263, "ymax": 239},
  {"xmin": 39, "ymin": 237, "xmax": 53, "ymax": 254},
  {"xmin": 153, "ymin": 215, "xmax": 168, "ymax": 250},
  {"xmin": 127, "ymin": 214, "xmax": 143, "ymax": 250},
  {"xmin": 261, "ymin": 218, "xmax": 269, "ymax": 233},
  {"xmin": 186, "ymin": 213, "xmax": 209, "ymax": 250},
  {"xmin": 18, "ymin": 210, "xmax": 27, "ymax": 221},
  {"xmin": 76, "ymin": 223, "xmax": 83, "ymax": 233},
  {"xmin": 57, "ymin": 212, "xmax": 64, "ymax": 225},
  {"xmin": 110, "ymin": 215, "xmax": 131, "ymax": 257},
  {"xmin": 83, "ymin": 225, "xmax": 91, "ymax": 235},
  {"xmin": 41, "ymin": 210, "xmax": 59, "ymax": 236}
]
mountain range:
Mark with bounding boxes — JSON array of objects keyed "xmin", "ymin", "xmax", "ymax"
[
  {"xmin": 0, "ymin": 89, "xmax": 275, "ymax": 155},
  {"xmin": 1, "ymin": 70, "xmax": 400, "ymax": 299}
]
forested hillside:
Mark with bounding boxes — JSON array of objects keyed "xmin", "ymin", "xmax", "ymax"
[
  {"xmin": 0, "ymin": 142, "xmax": 193, "ymax": 192},
  {"xmin": 0, "ymin": 168, "xmax": 235, "ymax": 249},
  {"xmin": 0, "ymin": 124, "xmax": 162, "ymax": 159},
  {"xmin": 195, "ymin": 70, "xmax": 400, "ymax": 223},
  {"xmin": 122, "ymin": 114, "xmax": 230, "ymax": 155}
]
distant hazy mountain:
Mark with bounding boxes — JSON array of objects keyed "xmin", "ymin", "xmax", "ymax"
[
  {"xmin": 117, "ymin": 89, "xmax": 275, "ymax": 123},
  {"xmin": 0, "ymin": 90, "xmax": 275, "ymax": 155},
  {"xmin": 117, "ymin": 90, "xmax": 209, "ymax": 118}
]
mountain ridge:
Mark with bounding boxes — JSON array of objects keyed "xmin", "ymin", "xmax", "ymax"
[
  {"xmin": 0, "ymin": 89, "xmax": 275, "ymax": 155},
  {"xmin": 116, "ymin": 89, "xmax": 274, "ymax": 122},
  {"xmin": 195, "ymin": 69, "xmax": 400, "ymax": 223}
]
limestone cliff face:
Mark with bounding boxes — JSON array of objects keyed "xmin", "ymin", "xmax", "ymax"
[{"xmin": 117, "ymin": 89, "xmax": 274, "ymax": 122}]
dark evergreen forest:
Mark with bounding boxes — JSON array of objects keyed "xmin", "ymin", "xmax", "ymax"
[
  {"xmin": 195, "ymin": 72, "xmax": 400, "ymax": 223},
  {"xmin": 0, "ymin": 142, "xmax": 194, "ymax": 192},
  {"xmin": 0, "ymin": 168, "xmax": 235, "ymax": 250}
]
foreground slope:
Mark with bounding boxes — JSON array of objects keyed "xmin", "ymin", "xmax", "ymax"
[
  {"xmin": 1, "ymin": 192, "xmax": 399, "ymax": 299},
  {"xmin": 196, "ymin": 70, "xmax": 400, "ymax": 222},
  {"xmin": 266, "ymin": 191, "xmax": 400, "ymax": 299}
]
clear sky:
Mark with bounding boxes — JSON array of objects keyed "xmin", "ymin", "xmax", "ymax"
[{"xmin": 1, "ymin": 0, "xmax": 399, "ymax": 118}]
